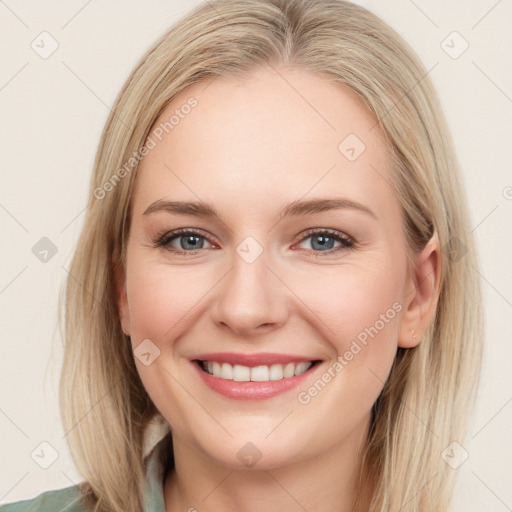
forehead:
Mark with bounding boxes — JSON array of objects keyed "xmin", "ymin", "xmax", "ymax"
[{"xmin": 133, "ymin": 66, "xmax": 398, "ymax": 221}]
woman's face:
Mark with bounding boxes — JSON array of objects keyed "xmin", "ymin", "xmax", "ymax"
[{"xmin": 117, "ymin": 66, "xmax": 430, "ymax": 469}]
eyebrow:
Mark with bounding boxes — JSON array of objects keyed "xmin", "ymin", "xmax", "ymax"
[{"xmin": 143, "ymin": 197, "xmax": 377, "ymax": 220}]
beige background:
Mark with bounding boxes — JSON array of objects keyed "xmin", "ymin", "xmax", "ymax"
[{"xmin": 1, "ymin": 0, "xmax": 511, "ymax": 509}]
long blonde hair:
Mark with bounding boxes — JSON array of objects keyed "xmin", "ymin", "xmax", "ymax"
[{"xmin": 59, "ymin": 0, "xmax": 484, "ymax": 510}]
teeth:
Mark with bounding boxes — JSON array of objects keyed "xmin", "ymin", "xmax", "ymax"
[
  {"xmin": 283, "ymin": 362, "xmax": 295, "ymax": 378},
  {"xmin": 294, "ymin": 362, "xmax": 310, "ymax": 376},
  {"xmin": 220, "ymin": 363, "xmax": 233, "ymax": 379},
  {"xmin": 251, "ymin": 365, "xmax": 269, "ymax": 381},
  {"xmin": 201, "ymin": 360, "xmax": 314, "ymax": 381},
  {"xmin": 233, "ymin": 364, "xmax": 250, "ymax": 382},
  {"xmin": 269, "ymin": 364, "xmax": 283, "ymax": 380}
]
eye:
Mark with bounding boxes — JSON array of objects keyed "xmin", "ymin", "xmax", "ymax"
[
  {"xmin": 152, "ymin": 227, "xmax": 356, "ymax": 257},
  {"xmin": 153, "ymin": 229, "xmax": 214, "ymax": 255},
  {"xmin": 295, "ymin": 228, "xmax": 355, "ymax": 255}
]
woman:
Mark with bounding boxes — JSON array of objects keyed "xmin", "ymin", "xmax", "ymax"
[{"xmin": 1, "ymin": 0, "xmax": 483, "ymax": 510}]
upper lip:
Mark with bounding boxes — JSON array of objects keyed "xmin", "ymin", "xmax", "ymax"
[{"xmin": 191, "ymin": 352, "xmax": 320, "ymax": 367}]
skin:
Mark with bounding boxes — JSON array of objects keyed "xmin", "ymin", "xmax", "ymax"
[{"xmin": 116, "ymin": 66, "xmax": 440, "ymax": 512}]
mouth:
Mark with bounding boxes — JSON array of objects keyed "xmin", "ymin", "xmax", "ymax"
[
  {"xmin": 195, "ymin": 359, "xmax": 321, "ymax": 381},
  {"xmin": 190, "ymin": 353, "xmax": 322, "ymax": 400}
]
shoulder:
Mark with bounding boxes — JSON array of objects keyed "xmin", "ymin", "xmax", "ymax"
[{"xmin": 0, "ymin": 485, "xmax": 87, "ymax": 512}]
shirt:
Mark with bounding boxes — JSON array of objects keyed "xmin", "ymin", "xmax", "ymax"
[{"xmin": 0, "ymin": 435, "xmax": 170, "ymax": 512}]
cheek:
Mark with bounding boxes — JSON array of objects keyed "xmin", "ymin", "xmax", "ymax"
[
  {"xmin": 125, "ymin": 254, "xmax": 214, "ymax": 344},
  {"xmin": 291, "ymin": 255, "xmax": 405, "ymax": 407},
  {"xmin": 295, "ymin": 255, "xmax": 405, "ymax": 350},
  {"xmin": 124, "ymin": 255, "xmax": 208, "ymax": 431}
]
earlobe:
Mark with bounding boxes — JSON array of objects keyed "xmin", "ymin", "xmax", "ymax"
[{"xmin": 398, "ymin": 236, "xmax": 441, "ymax": 348}]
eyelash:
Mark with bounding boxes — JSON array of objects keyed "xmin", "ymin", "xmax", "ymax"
[{"xmin": 152, "ymin": 227, "xmax": 356, "ymax": 257}]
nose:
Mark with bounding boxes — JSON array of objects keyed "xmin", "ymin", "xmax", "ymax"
[{"xmin": 210, "ymin": 248, "xmax": 291, "ymax": 337}]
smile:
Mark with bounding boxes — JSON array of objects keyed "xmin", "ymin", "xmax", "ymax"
[
  {"xmin": 198, "ymin": 360, "xmax": 315, "ymax": 381},
  {"xmin": 191, "ymin": 353, "xmax": 322, "ymax": 400}
]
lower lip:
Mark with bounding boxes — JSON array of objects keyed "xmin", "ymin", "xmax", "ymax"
[{"xmin": 192, "ymin": 361, "xmax": 319, "ymax": 400}]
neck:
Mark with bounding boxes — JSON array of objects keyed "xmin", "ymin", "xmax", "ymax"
[{"xmin": 164, "ymin": 415, "xmax": 373, "ymax": 512}]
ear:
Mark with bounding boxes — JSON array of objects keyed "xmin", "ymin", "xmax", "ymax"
[
  {"xmin": 398, "ymin": 235, "xmax": 441, "ymax": 348},
  {"xmin": 113, "ymin": 247, "xmax": 131, "ymax": 336}
]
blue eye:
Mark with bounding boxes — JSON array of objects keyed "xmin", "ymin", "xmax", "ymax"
[
  {"xmin": 153, "ymin": 228, "xmax": 355, "ymax": 256},
  {"xmin": 155, "ymin": 229, "xmax": 213, "ymax": 254},
  {"xmin": 295, "ymin": 229, "xmax": 355, "ymax": 256}
]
